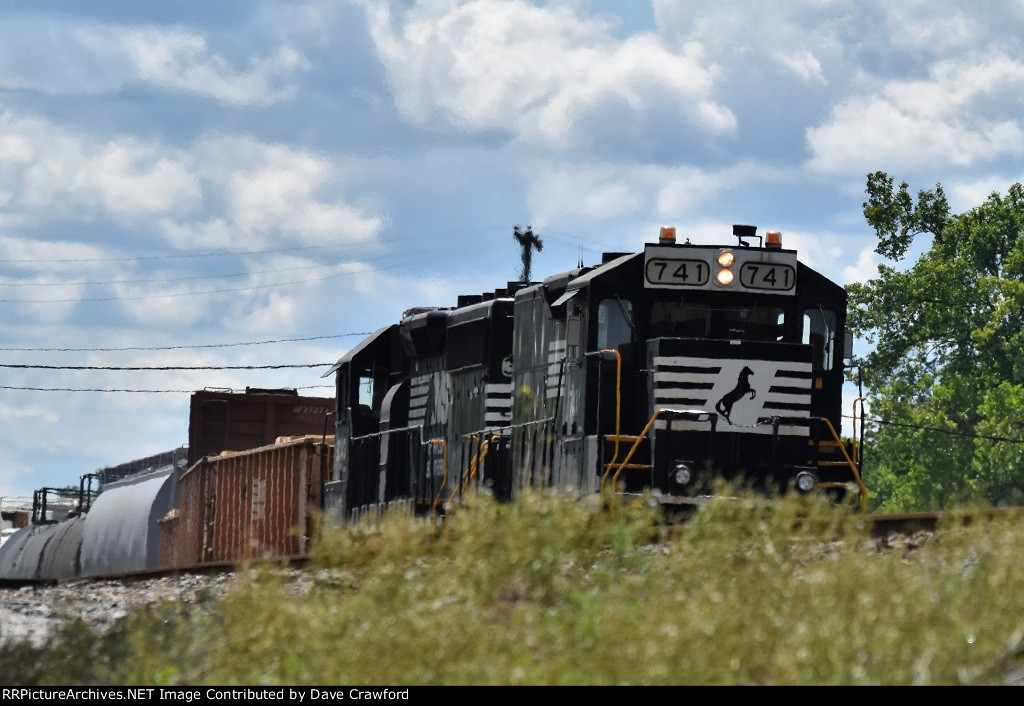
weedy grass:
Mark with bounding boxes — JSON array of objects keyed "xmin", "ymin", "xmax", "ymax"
[{"xmin": 2, "ymin": 487, "xmax": 1023, "ymax": 685}]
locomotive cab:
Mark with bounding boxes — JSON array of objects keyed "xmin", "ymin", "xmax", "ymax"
[
  {"xmin": 322, "ymin": 323, "xmax": 408, "ymax": 520},
  {"xmin": 506, "ymin": 225, "xmax": 859, "ymax": 506},
  {"xmin": 636, "ymin": 226, "xmax": 855, "ymax": 502}
]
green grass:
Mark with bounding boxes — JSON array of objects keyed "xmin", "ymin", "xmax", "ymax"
[{"xmin": 3, "ymin": 487, "xmax": 1024, "ymax": 685}]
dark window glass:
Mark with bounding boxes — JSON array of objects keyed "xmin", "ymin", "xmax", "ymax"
[{"xmin": 803, "ymin": 308, "xmax": 836, "ymax": 369}]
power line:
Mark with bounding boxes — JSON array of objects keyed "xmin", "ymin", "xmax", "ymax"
[
  {"xmin": 0, "ymin": 385, "xmax": 334, "ymax": 393},
  {"xmin": 0, "ymin": 332, "xmax": 370, "ymax": 352},
  {"xmin": 844, "ymin": 413, "xmax": 1024, "ymax": 444},
  {"xmin": 0, "ymin": 224, "xmax": 520, "ymax": 267},
  {"xmin": 0, "ymin": 363, "xmax": 331, "ymax": 371},
  {"xmin": 0, "ymin": 264, "xmax": 409, "ymax": 303},
  {"xmin": 0, "ymin": 256, "xmax": 389, "ymax": 288},
  {"xmin": 0, "ymin": 241, "xmax": 375, "ymax": 265}
]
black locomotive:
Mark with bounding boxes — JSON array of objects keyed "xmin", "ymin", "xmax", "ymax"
[{"xmin": 323, "ymin": 225, "xmax": 865, "ymax": 522}]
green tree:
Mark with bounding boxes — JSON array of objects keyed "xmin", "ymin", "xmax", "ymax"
[{"xmin": 849, "ymin": 172, "xmax": 1024, "ymax": 512}]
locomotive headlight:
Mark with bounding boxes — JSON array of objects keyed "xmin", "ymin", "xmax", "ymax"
[
  {"xmin": 795, "ymin": 470, "xmax": 818, "ymax": 493},
  {"xmin": 673, "ymin": 461, "xmax": 693, "ymax": 486},
  {"xmin": 715, "ymin": 249, "xmax": 736, "ymax": 287}
]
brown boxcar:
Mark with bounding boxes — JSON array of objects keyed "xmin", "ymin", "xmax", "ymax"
[
  {"xmin": 187, "ymin": 388, "xmax": 334, "ymax": 468},
  {"xmin": 161, "ymin": 435, "xmax": 332, "ymax": 567}
]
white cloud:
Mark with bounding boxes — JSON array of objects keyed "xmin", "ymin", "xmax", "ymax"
[
  {"xmin": 947, "ymin": 175, "xmax": 1024, "ymax": 212},
  {"xmin": 0, "ymin": 113, "xmax": 383, "ymax": 252},
  {"xmin": 21, "ymin": 282, "xmax": 87, "ymax": 324},
  {"xmin": 527, "ymin": 164, "xmax": 645, "ymax": 221},
  {"xmin": 112, "ymin": 282, "xmax": 209, "ymax": 327},
  {"xmin": 769, "ymin": 228, "xmax": 844, "ymax": 273},
  {"xmin": 0, "ymin": 401, "xmax": 59, "ymax": 426},
  {"xmin": 842, "ymin": 244, "xmax": 881, "ymax": 287},
  {"xmin": 0, "ymin": 16, "xmax": 308, "ymax": 106},
  {"xmin": 174, "ymin": 138, "xmax": 385, "ymax": 249},
  {"xmin": 651, "ymin": 1, "xmax": 841, "ymax": 82},
  {"xmin": 235, "ymin": 289, "xmax": 300, "ymax": 332},
  {"xmin": 807, "ymin": 54, "xmax": 1024, "ymax": 174},
  {"xmin": 0, "ymin": 235, "xmax": 114, "ymax": 273},
  {"xmin": 775, "ymin": 49, "xmax": 826, "ymax": 85},
  {"xmin": 653, "ymin": 166, "xmax": 732, "ymax": 216},
  {"xmin": 0, "ymin": 113, "xmax": 202, "ymax": 219},
  {"xmin": 123, "ymin": 30, "xmax": 310, "ymax": 106},
  {"xmin": 159, "ymin": 218, "xmax": 239, "ymax": 251},
  {"xmin": 229, "ymin": 257, "xmax": 367, "ymax": 333},
  {"xmin": 226, "ymin": 144, "xmax": 382, "ymax": 244},
  {"xmin": 525, "ymin": 161, "xmax": 740, "ymax": 224},
  {"xmin": 876, "ymin": 6, "xmax": 983, "ymax": 55},
  {"xmin": 360, "ymin": 0, "xmax": 734, "ymax": 150}
]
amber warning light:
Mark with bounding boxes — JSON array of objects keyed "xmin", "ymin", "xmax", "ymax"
[
  {"xmin": 659, "ymin": 226, "xmax": 676, "ymax": 244},
  {"xmin": 766, "ymin": 230, "xmax": 782, "ymax": 248}
]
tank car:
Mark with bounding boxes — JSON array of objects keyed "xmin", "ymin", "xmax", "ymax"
[{"xmin": 323, "ymin": 225, "xmax": 866, "ymax": 522}]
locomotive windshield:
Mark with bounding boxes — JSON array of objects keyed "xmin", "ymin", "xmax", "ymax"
[{"xmin": 650, "ymin": 301, "xmax": 785, "ymax": 341}]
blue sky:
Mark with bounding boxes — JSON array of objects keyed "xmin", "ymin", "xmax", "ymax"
[{"xmin": 2, "ymin": 0, "xmax": 1024, "ymax": 503}]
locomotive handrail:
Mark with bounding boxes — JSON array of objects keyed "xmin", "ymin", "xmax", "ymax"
[
  {"xmin": 816, "ymin": 415, "xmax": 868, "ymax": 514},
  {"xmin": 757, "ymin": 414, "xmax": 868, "ymax": 514},
  {"xmin": 349, "ymin": 423, "xmax": 426, "ymax": 441},
  {"xmin": 603, "ymin": 408, "xmax": 714, "ymax": 503},
  {"xmin": 427, "ymin": 438, "xmax": 448, "ymax": 525},
  {"xmin": 601, "ymin": 409, "xmax": 867, "ymax": 512},
  {"xmin": 852, "ymin": 396, "xmax": 866, "ymax": 472},
  {"xmin": 449, "ymin": 434, "xmax": 502, "ymax": 506}
]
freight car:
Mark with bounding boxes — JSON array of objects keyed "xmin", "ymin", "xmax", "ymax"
[
  {"xmin": 323, "ymin": 225, "xmax": 866, "ymax": 522},
  {"xmin": 0, "ymin": 388, "xmax": 333, "ymax": 581}
]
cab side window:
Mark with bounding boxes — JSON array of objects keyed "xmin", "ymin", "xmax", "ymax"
[
  {"xmin": 803, "ymin": 308, "xmax": 836, "ymax": 370},
  {"xmin": 597, "ymin": 298, "xmax": 632, "ymax": 350}
]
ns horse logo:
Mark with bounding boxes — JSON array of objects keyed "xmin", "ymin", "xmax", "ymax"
[{"xmin": 715, "ymin": 366, "xmax": 756, "ymax": 424}]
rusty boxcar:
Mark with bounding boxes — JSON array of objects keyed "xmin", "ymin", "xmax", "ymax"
[
  {"xmin": 159, "ymin": 435, "xmax": 332, "ymax": 568},
  {"xmin": 187, "ymin": 387, "xmax": 334, "ymax": 467}
]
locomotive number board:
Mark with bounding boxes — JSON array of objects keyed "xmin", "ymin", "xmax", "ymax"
[
  {"xmin": 643, "ymin": 244, "xmax": 798, "ymax": 294},
  {"xmin": 644, "ymin": 258, "xmax": 710, "ymax": 286},
  {"xmin": 739, "ymin": 262, "xmax": 796, "ymax": 291}
]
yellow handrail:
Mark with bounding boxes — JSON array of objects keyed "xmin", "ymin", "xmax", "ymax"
[
  {"xmin": 852, "ymin": 396, "xmax": 866, "ymax": 470},
  {"xmin": 596, "ymin": 409, "xmax": 869, "ymax": 514},
  {"xmin": 428, "ymin": 438, "xmax": 448, "ymax": 525},
  {"xmin": 816, "ymin": 416, "xmax": 869, "ymax": 514},
  {"xmin": 470, "ymin": 435, "xmax": 501, "ymax": 482},
  {"xmin": 605, "ymin": 409, "xmax": 663, "ymax": 504},
  {"xmin": 449, "ymin": 434, "xmax": 480, "ymax": 504},
  {"xmin": 449, "ymin": 434, "xmax": 501, "ymax": 505}
]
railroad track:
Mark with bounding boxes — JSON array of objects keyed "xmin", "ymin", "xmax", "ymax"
[
  {"xmin": 861, "ymin": 506, "xmax": 1023, "ymax": 537},
  {"xmin": 0, "ymin": 554, "xmax": 310, "ymax": 590},
  {"xmin": 3, "ymin": 506, "xmax": 1020, "ymax": 590}
]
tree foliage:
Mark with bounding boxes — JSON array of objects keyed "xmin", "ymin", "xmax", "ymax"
[{"xmin": 849, "ymin": 171, "xmax": 1024, "ymax": 511}]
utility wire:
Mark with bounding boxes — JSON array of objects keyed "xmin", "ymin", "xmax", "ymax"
[
  {"xmin": 0, "ymin": 385, "xmax": 333, "ymax": 393},
  {"xmin": 0, "ymin": 332, "xmax": 370, "ymax": 352},
  {"xmin": 0, "ymin": 263, "xmax": 412, "ymax": 303},
  {"xmin": 0, "ymin": 256, "xmax": 389, "ymax": 288},
  {"xmin": 844, "ymin": 413, "xmax": 1024, "ymax": 444},
  {"xmin": 0, "ymin": 241, "xmax": 375, "ymax": 264},
  {"xmin": 0, "ymin": 363, "xmax": 331, "ymax": 371},
  {"xmin": 0, "ymin": 223, "xmax": 519, "ymax": 266}
]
